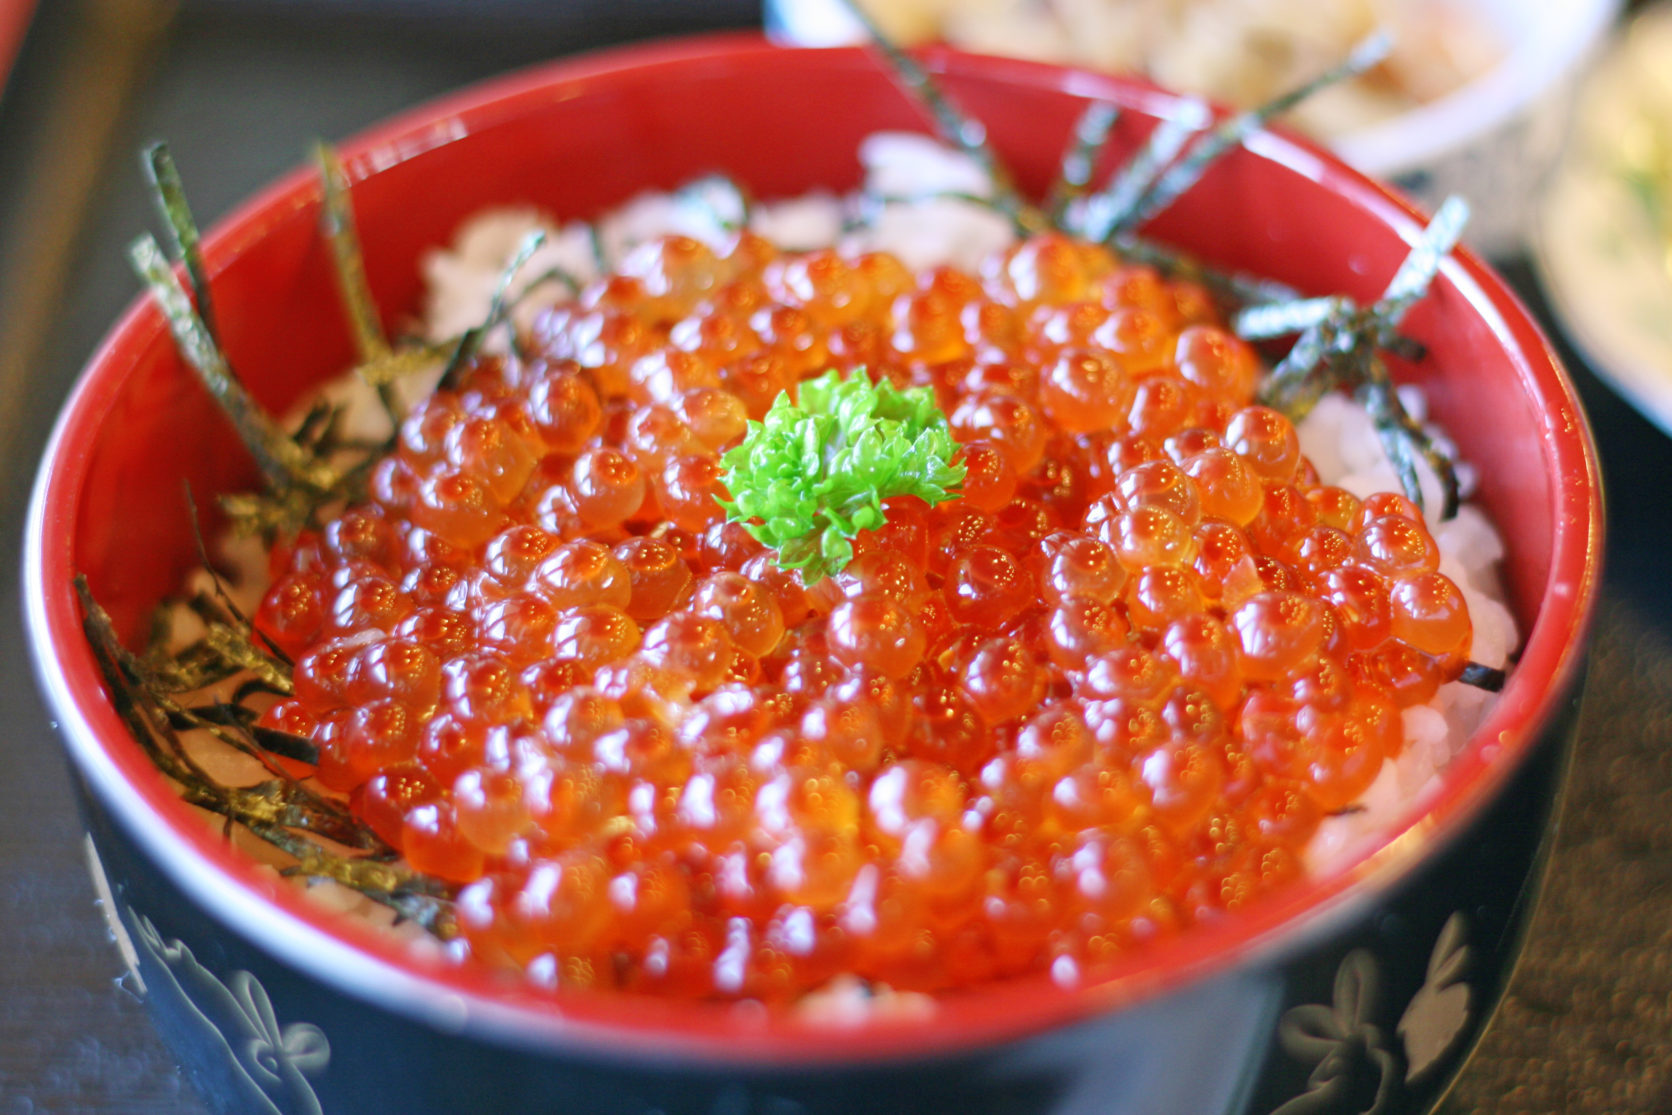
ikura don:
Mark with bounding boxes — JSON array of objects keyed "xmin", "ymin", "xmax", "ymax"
[{"xmin": 247, "ymin": 227, "xmax": 1478, "ymax": 1002}]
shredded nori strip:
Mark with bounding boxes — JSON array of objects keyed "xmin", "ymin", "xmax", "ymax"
[
  {"xmin": 1076, "ymin": 102, "xmax": 1208, "ymax": 242},
  {"xmin": 315, "ymin": 142, "xmax": 391, "ymax": 366},
  {"xmin": 142, "ymin": 143, "xmax": 218, "ymax": 343},
  {"xmin": 1249, "ymin": 197, "xmax": 1471, "ymax": 518},
  {"xmin": 1046, "ymin": 100, "xmax": 1122, "ymax": 218},
  {"xmin": 1460, "ymin": 662, "xmax": 1507, "ymax": 692},
  {"xmin": 835, "ymin": 0, "xmax": 1047, "ymax": 235},
  {"xmin": 129, "ymin": 233, "xmax": 341, "ymax": 501},
  {"xmin": 1108, "ymin": 34, "xmax": 1392, "ymax": 234},
  {"xmin": 78, "ymin": 576, "xmax": 456, "ymax": 932},
  {"xmin": 438, "ymin": 227, "xmax": 547, "ymax": 389}
]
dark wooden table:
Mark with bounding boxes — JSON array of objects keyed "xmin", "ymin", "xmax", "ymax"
[{"xmin": 1, "ymin": 5, "xmax": 1669, "ymax": 1112}]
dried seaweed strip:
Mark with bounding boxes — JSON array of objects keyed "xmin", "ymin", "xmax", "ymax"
[
  {"xmin": 355, "ymin": 340, "xmax": 453, "ymax": 391},
  {"xmin": 864, "ymin": 189, "xmax": 1004, "ymax": 215},
  {"xmin": 1358, "ymin": 355, "xmax": 1461, "ymax": 519},
  {"xmin": 80, "ymin": 578, "xmax": 425, "ymax": 885},
  {"xmin": 143, "ymin": 143, "xmax": 217, "ymax": 342},
  {"xmin": 1256, "ymin": 310, "xmax": 1420, "ymax": 418},
  {"xmin": 439, "ymin": 227, "xmax": 547, "ymax": 390},
  {"xmin": 292, "ymin": 405, "xmax": 350, "ymax": 458},
  {"xmin": 141, "ymin": 640, "xmax": 243, "ymax": 694},
  {"xmin": 1460, "ymin": 662, "xmax": 1507, "ymax": 692},
  {"xmin": 227, "ymin": 674, "xmax": 288, "ymax": 706},
  {"xmin": 1261, "ymin": 348, "xmax": 1345, "ymax": 418},
  {"xmin": 835, "ymin": 0, "xmax": 1045, "ymax": 235},
  {"xmin": 137, "ymin": 154, "xmax": 355, "ymax": 529},
  {"xmin": 1240, "ymin": 297, "xmax": 1356, "ymax": 416},
  {"xmin": 510, "ymin": 266, "xmax": 581, "ymax": 307},
  {"xmin": 1076, "ymin": 104, "xmax": 1207, "ymax": 242},
  {"xmin": 1115, "ymin": 33, "xmax": 1391, "ymax": 232},
  {"xmin": 177, "ymin": 698, "xmax": 253, "ymax": 727},
  {"xmin": 129, "ymin": 234, "xmax": 342, "ymax": 499},
  {"xmin": 277, "ymin": 849, "xmax": 457, "ymax": 936},
  {"xmin": 315, "ymin": 142, "xmax": 408, "ymax": 428},
  {"xmin": 315, "ymin": 143, "xmax": 390, "ymax": 364},
  {"xmin": 287, "ymin": 399, "xmax": 344, "ymax": 456},
  {"xmin": 245, "ymin": 723, "xmax": 321, "ymax": 765},
  {"xmin": 222, "ymin": 778, "xmax": 384, "ymax": 852},
  {"xmin": 84, "ymin": 580, "xmax": 339, "ymax": 829},
  {"xmin": 1355, "ymin": 370, "xmax": 1424, "ymax": 508},
  {"xmin": 161, "ymin": 750, "xmax": 374, "ymax": 850},
  {"xmin": 194, "ymin": 582, "xmax": 254, "ymax": 641},
  {"xmin": 1372, "ymin": 195, "xmax": 1469, "ymax": 334},
  {"xmin": 1262, "ymin": 321, "xmax": 1461, "ymax": 518},
  {"xmin": 203, "ymin": 624, "xmax": 292, "ymax": 694},
  {"xmin": 586, "ymin": 221, "xmax": 609, "ymax": 274},
  {"xmin": 1046, "ymin": 100, "xmax": 1121, "ymax": 218},
  {"xmin": 215, "ymin": 488, "xmax": 320, "ymax": 540},
  {"xmin": 144, "ymin": 678, "xmax": 302, "ymax": 785},
  {"xmin": 183, "ymin": 488, "xmax": 297, "ymax": 673},
  {"xmin": 81, "ymin": 578, "xmax": 237, "ymax": 782},
  {"xmin": 1111, "ymin": 232, "xmax": 1300, "ymax": 306},
  {"xmin": 1234, "ymin": 295, "xmax": 1351, "ymax": 342},
  {"xmin": 1242, "ymin": 199, "xmax": 1470, "ymax": 515},
  {"xmin": 1257, "ymin": 308, "xmax": 1356, "ymax": 417},
  {"xmin": 1383, "ymin": 333, "xmax": 1428, "ymax": 363}
]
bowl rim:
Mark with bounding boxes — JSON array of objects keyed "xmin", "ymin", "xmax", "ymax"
[{"xmin": 23, "ymin": 30, "xmax": 1604, "ymax": 1066}]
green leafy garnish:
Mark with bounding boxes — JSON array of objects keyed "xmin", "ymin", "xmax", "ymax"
[{"xmin": 719, "ymin": 369, "xmax": 966, "ymax": 584}]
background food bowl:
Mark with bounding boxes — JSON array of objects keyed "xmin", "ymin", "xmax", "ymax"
[
  {"xmin": 24, "ymin": 32, "xmax": 1600, "ymax": 1115},
  {"xmin": 765, "ymin": 0, "xmax": 1624, "ymax": 258}
]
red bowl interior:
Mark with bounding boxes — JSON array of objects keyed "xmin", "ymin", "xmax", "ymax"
[{"xmin": 25, "ymin": 32, "xmax": 1602, "ymax": 1062}]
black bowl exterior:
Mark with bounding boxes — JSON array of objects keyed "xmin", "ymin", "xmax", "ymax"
[{"xmin": 66, "ymin": 672, "xmax": 1581, "ymax": 1115}]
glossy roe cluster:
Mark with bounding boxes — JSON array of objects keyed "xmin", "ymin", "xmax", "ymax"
[{"xmin": 253, "ymin": 230, "xmax": 1473, "ymax": 1000}]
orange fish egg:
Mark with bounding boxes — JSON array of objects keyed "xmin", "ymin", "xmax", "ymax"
[{"xmin": 257, "ymin": 233, "xmax": 1472, "ymax": 1000}]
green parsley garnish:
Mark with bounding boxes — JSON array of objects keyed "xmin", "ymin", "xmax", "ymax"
[{"xmin": 718, "ymin": 369, "xmax": 966, "ymax": 584}]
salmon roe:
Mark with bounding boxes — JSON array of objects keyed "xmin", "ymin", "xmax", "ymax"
[{"xmin": 256, "ymin": 231, "xmax": 1472, "ymax": 1000}]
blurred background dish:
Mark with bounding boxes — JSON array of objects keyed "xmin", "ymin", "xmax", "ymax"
[
  {"xmin": 1534, "ymin": 1, "xmax": 1672, "ymax": 437},
  {"xmin": 767, "ymin": 0, "xmax": 1624, "ymax": 256}
]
